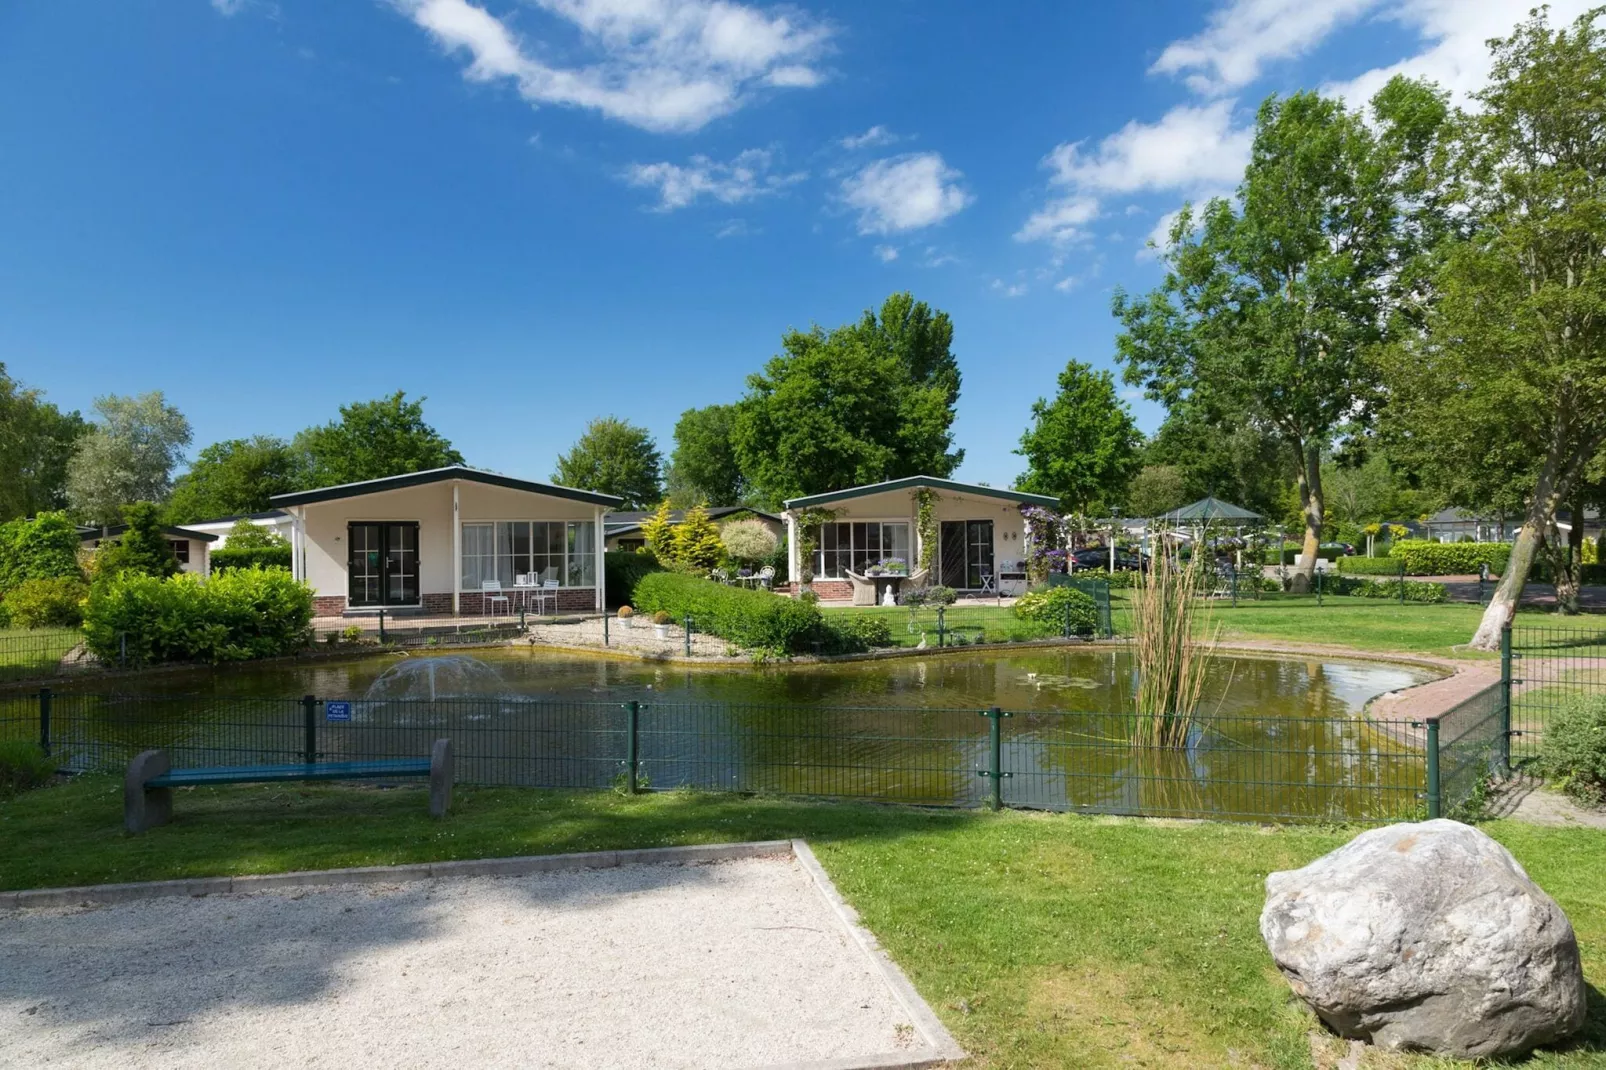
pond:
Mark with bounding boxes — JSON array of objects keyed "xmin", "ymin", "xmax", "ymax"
[{"xmin": 35, "ymin": 647, "xmax": 1437, "ymax": 822}]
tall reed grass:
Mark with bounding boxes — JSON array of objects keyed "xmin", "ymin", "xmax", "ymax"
[{"xmin": 1129, "ymin": 545, "xmax": 1219, "ymax": 748}]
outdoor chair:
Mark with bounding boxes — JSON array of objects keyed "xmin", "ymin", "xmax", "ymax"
[
  {"xmin": 978, "ymin": 569, "xmax": 996, "ymax": 598},
  {"xmin": 845, "ymin": 570, "xmax": 877, "ymax": 606},
  {"xmin": 535, "ymin": 578, "xmax": 559, "ymax": 615},
  {"xmin": 481, "ymin": 580, "xmax": 510, "ymax": 617},
  {"xmin": 903, "ymin": 567, "xmax": 930, "ymax": 596},
  {"xmin": 711, "ymin": 568, "xmax": 730, "ymax": 585},
  {"xmin": 756, "ymin": 565, "xmax": 776, "ymax": 591}
]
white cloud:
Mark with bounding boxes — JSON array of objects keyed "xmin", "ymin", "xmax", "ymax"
[
  {"xmin": 625, "ymin": 148, "xmax": 804, "ymax": 209},
  {"xmin": 714, "ymin": 219, "xmax": 751, "ymax": 238},
  {"xmin": 1120, "ymin": 388, "xmax": 1144, "ymax": 402},
  {"xmin": 841, "ymin": 153, "xmax": 971, "ymax": 235},
  {"xmin": 921, "ymin": 247, "xmax": 959, "ymax": 268},
  {"xmin": 211, "ymin": 0, "xmax": 275, "ymax": 14},
  {"xmin": 874, "ymin": 244, "xmax": 899, "ymax": 262},
  {"xmin": 990, "ymin": 278, "xmax": 1027, "ymax": 298},
  {"xmin": 1323, "ymin": 0, "xmax": 1597, "ymax": 106},
  {"xmin": 1053, "ymin": 262, "xmax": 1101, "ymax": 292},
  {"xmin": 1151, "ymin": 0, "xmax": 1379, "ymax": 95},
  {"xmin": 1016, "ymin": 194, "xmax": 1100, "ymax": 245},
  {"xmin": 391, "ymin": 0, "xmax": 830, "ymax": 133},
  {"xmin": 1043, "ymin": 100, "xmax": 1252, "ymax": 195},
  {"xmin": 840, "ymin": 125, "xmax": 898, "ymax": 149}
]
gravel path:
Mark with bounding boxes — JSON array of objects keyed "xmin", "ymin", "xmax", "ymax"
[{"xmin": 0, "ymin": 858, "xmax": 931, "ymax": 1069}]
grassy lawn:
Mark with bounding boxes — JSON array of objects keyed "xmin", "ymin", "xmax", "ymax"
[
  {"xmin": 827, "ymin": 603, "xmax": 1062, "ymax": 647},
  {"xmin": 0, "ymin": 627, "xmax": 81, "ymax": 682},
  {"xmin": 4, "ymin": 778, "xmax": 1604, "ymax": 1068}
]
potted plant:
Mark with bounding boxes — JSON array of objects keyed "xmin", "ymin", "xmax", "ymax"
[
  {"xmin": 882, "ymin": 558, "xmax": 908, "ymax": 575},
  {"xmin": 653, "ymin": 610, "xmax": 672, "ymax": 640},
  {"xmin": 618, "ymin": 605, "xmax": 634, "ymax": 627}
]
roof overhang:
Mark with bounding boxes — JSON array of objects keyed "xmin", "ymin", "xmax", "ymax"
[
  {"xmin": 783, "ymin": 476, "xmax": 1058, "ymax": 511},
  {"xmin": 79, "ymin": 524, "xmax": 219, "ymax": 543},
  {"xmin": 270, "ymin": 465, "xmax": 624, "ymax": 509}
]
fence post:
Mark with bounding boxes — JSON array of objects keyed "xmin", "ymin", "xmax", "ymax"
[
  {"xmin": 1398, "ymin": 559, "xmax": 1406, "ymax": 606},
  {"xmin": 936, "ymin": 605, "xmax": 945, "ymax": 648},
  {"xmin": 977, "ymin": 706, "xmax": 1012, "ymax": 809},
  {"xmin": 119, "ymin": 632, "xmax": 127, "ymax": 668},
  {"xmin": 38, "ymin": 687, "xmax": 51, "ymax": 758},
  {"xmin": 603, "ymin": 611, "xmax": 610, "ymax": 647},
  {"xmin": 684, "ymin": 616, "xmax": 693, "ymax": 658},
  {"xmin": 379, "ymin": 608, "xmax": 387, "ymax": 644},
  {"xmin": 1316, "ymin": 568, "xmax": 1323, "ymax": 607},
  {"xmin": 1063, "ymin": 598, "xmax": 1072, "ymax": 639},
  {"xmin": 1231, "ymin": 565, "xmax": 1238, "ymax": 608},
  {"xmin": 625, "ymin": 700, "xmax": 639, "ymax": 793},
  {"xmin": 1425, "ymin": 718, "xmax": 1441, "ymax": 819},
  {"xmin": 303, "ymin": 695, "xmax": 317, "ymax": 765},
  {"xmin": 1499, "ymin": 621, "xmax": 1513, "ymax": 774}
]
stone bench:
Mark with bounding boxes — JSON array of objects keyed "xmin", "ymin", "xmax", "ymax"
[{"xmin": 124, "ymin": 740, "xmax": 453, "ymax": 834}]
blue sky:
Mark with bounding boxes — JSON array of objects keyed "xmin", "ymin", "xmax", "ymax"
[{"xmin": 0, "ymin": 0, "xmax": 1580, "ymax": 490}]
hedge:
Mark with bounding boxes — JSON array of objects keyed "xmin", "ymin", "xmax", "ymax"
[
  {"xmin": 1323, "ymin": 575, "xmax": 1448, "ymax": 602},
  {"xmin": 1387, "ymin": 540, "xmax": 1511, "ymax": 576},
  {"xmin": 82, "ymin": 566, "xmax": 314, "ymax": 665},
  {"xmin": 209, "ymin": 544, "xmax": 293, "ymax": 572},
  {"xmin": 631, "ymin": 573, "xmax": 820, "ymax": 654},
  {"xmin": 1541, "ymin": 694, "xmax": 1606, "ymax": 804},
  {"xmin": 1013, "ymin": 587, "xmax": 1097, "ymax": 636},
  {"xmin": 1336, "ymin": 556, "xmax": 1408, "ymax": 577},
  {"xmin": 1, "ymin": 577, "xmax": 86, "ymax": 628},
  {"xmin": 605, "ymin": 551, "xmax": 663, "ymax": 609},
  {"xmin": 1262, "ymin": 545, "xmax": 1342, "ymax": 565}
]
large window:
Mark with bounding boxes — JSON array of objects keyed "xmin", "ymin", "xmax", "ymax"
[
  {"xmin": 814, "ymin": 521, "xmax": 911, "ymax": 579},
  {"xmin": 461, "ymin": 521, "xmax": 597, "ymax": 588}
]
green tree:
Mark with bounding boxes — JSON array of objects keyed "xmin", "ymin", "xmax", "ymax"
[
  {"xmin": 1380, "ymin": 10, "xmax": 1606, "ymax": 644},
  {"xmin": 65, "ymin": 392, "xmax": 193, "ymax": 525},
  {"xmin": 733, "ymin": 293, "xmax": 964, "ymax": 505},
  {"xmin": 552, "ymin": 417, "xmax": 662, "ymax": 508},
  {"xmin": 1115, "ymin": 80, "xmax": 1448, "ymax": 588},
  {"xmin": 294, "ymin": 392, "xmax": 463, "ymax": 489},
  {"xmin": 221, "ymin": 517, "xmax": 288, "ymax": 550},
  {"xmin": 1143, "ymin": 404, "xmax": 1287, "ymax": 517},
  {"xmin": 672, "ymin": 504, "xmax": 726, "ymax": 570},
  {"xmin": 165, "ymin": 436, "xmax": 306, "ymax": 523},
  {"xmin": 1126, "ymin": 465, "xmax": 1188, "ymax": 519},
  {"xmin": 1014, "ymin": 360, "xmax": 1141, "ymax": 513},
  {"xmin": 94, "ymin": 502, "xmax": 179, "ymax": 580},
  {"xmin": 0, "ymin": 364, "xmax": 87, "ymax": 520},
  {"xmin": 0, "ymin": 512, "xmax": 83, "ymax": 595},
  {"xmin": 666, "ymin": 404, "xmax": 744, "ymax": 506}
]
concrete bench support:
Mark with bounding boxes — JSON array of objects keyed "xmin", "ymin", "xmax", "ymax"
[
  {"xmin": 125, "ymin": 749, "xmax": 173, "ymax": 834},
  {"xmin": 430, "ymin": 737, "xmax": 453, "ymax": 818}
]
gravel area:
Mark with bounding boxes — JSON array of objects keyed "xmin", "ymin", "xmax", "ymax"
[
  {"xmin": 0, "ymin": 857, "xmax": 936, "ymax": 1069},
  {"xmin": 526, "ymin": 616, "xmax": 741, "ymax": 659}
]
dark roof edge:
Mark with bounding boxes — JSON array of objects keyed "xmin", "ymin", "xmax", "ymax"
[
  {"xmin": 79, "ymin": 524, "xmax": 220, "ymax": 543},
  {"xmin": 270, "ymin": 466, "xmax": 624, "ymax": 508},
  {"xmin": 784, "ymin": 476, "xmax": 1058, "ymax": 510}
]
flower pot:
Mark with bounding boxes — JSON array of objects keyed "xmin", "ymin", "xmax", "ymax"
[{"xmin": 654, "ymin": 624, "xmax": 670, "ymax": 640}]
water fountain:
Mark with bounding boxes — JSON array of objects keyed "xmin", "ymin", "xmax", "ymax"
[{"xmin": 363, "ymin": 655, "xmax": 507, "ymax": 701}]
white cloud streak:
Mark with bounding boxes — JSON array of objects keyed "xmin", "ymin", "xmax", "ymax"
[
  {"xmin": 841, "ymin": 153, "xmax": 971, "ymax": 235},
  {"xmin": 391, "ymin": 0, "xmax": 830, "ymax": 133},
  {"xmin": 1151, "ymin": 0, "xmax": 1379, "ymax": 95},
  {"xmin": 625, "ymin": 148, "xmax": 804, "ymax": 209},
  {"xmin": 874, "ymin": 244, "xmax": 899, "ymax": 262},
  {"xmin": 839, "ymin": 124, "xmax": 898, "ymax": 149}
]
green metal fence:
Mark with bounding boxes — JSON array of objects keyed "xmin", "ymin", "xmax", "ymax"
[
  {"xmin": 1426, "ymin": 678, "xmax": 1508, "ymax": 818},
  {"xmin": 4, "ymin": 683, "xmax": 1510, "ymax": 824},
  {"xmin": 1507, "ymin": 615, "xmax": 1606, "ymax": 764},
  {"xmin": 0, "ymin": 629, "xmax": 86, "ymax": 683}
]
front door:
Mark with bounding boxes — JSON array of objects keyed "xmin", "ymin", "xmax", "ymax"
[
  {"xmin": 938, "ymin": 520, "xmax": 994, "ymax": 589},
  {"xmin": 347, "ymin": 522, "xmax": 420, "ymax": 607}
]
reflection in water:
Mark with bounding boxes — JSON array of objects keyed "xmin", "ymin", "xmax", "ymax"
[{"xmin": 52, "ymin": 647, "xmax": 1436, "ymax": 822}]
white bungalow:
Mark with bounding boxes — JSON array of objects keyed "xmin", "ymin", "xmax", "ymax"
[
  {"xmin": 79, "ymin": 524, "xmax": 219, "ymax": 577},
  {"xmin": 269, "ymin": 466, "xmax": 621, "ymax": 617},
  {"xmin": 781, "ymin": 476, "xmax": 1059, "ymax": 599}
]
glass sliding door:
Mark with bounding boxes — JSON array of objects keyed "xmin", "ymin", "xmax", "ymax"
[
  {"xmin": 347, "ymin": 522, "xmax": 420, "ymax": 607},
  {"xmin": 938, "ymin": 519, "xmax": 994, "ymax": 589}
]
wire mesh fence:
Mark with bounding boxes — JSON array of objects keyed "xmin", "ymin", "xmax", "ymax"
[
  {"xmin": 1, "ymin": 686, "xmax": 1497, "ymax": 824},
  {"xmin": 0, "ymin": 629, "xmax": 91, "ymax": 683},
  {"xmin": 1431, "ymin": 679, "xmax": 1508, "ymax": 817},
  {"xmin": 1508, "ymin": 615, "xmax": 1606, "ymax": 763}
]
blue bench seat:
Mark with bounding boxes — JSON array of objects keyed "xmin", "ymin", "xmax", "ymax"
[{"xmin": 149, "ymin": 759, "xmax": 430, "ymax": 788}]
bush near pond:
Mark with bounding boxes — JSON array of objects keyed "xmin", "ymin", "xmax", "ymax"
[
  {"xmin": 1387, "ymin": 540, "xmax": 1511, "ymax": 576},
  {"xmin": 1013, "ymin": 586, "xmax": 1097, "ymax": 636},
  {"xmin": 1, "ymin": 576, "xmax": 87, "ymax": 628},
  {"xmin": 604, "ymin": 550, "xmax": 663, "ymax": 609},
  {"xmin": 0, "ymin": 740, "xmax": 58, "ymax": 800},
  {"xmin": 83, "ymin": 566, "xmax": 314, "ymax": 665},
  {"xmin": 1541, "ymin": 695, "xmax": 1606, "ymax": 804},
  {"xmin": 632, "ymin": 573, "xmax": 819, "ymax": 654},
  {"xmin": 815, "ymin": 614, "xmax": 894, "ymax": 654}
]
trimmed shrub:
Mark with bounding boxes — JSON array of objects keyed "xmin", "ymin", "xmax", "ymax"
[
  {"xmin": 1261, "ymin": 543, "xmax": 1342, "ymax": 565},
  {"xmin": 210, "ymin": 544, "xmax": 292, "ymax": 572},
  {"xmin": 82, "ymin": 566, "xmax": 314, "ymax": 665},
  {"xmin": 2, "ymin": 576, "xmax": 87, "ymax": 628},
  {"xmin": 1541, "ymin": 694, "xmax": 1606, "ymax": 804},
  {"xmin": 1580, "ymin": 563, "xmax": 1606, "ymax": 586},
  {"xmin": 0, "ymin": 740, "xmax": 58, "ymax": 800},
  {"xmin": 1387, "ymin": 540, "xmax": 1512, "ymax": 576},
  {"xmin": 1324, "ymin": 575, "xmax": 1448, "ymax": 602},
  {"xmin": 605, "ymin": 550, "xmax": 663, "ymax": 609},
  {"xmin": 632, "ymin": 572, "xmax": 820, "ymax": 654},
  {"xmin": 1012, "ymin": 586, "xmax": 1097, "ymax": 636},
  {"xmin": 0, "ymin": 512, "xmax": 82, "ymax": 595},
  {"xmin": 720, "ymin": 518, "xmax": 779, "ymax": 566},
  {"xmin": 815, "ymin": 614, "xmax": 894, "ymax": 654},
  {"xmin": 93, "ymin": 501, "xmax": 180, "ymax": 579},
  {"xmin": 1336, "ymin": 556, "xmax": 1408, "ymax": 576}
]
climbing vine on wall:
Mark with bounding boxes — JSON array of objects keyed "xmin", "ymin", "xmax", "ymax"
[
  {"xmin": 794, "ymin": 508, "xmax": 839, "ymax": 580},
  {"xmin": 916, "ymin": 489, "xmax": 940, "ymax": 573}
]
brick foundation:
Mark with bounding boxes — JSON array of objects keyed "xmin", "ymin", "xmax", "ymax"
[
  {"xmin": 459, "ymin": 588, "xmax": 598, "ymax": 615},
  {"xmin": 782, "ymin": 579, "xmax": 851, "ymax": 600},
  {"xmin": 315, "ymin": 588, "xmax": 598, "ymax": 617},
  {"xmin": 312, "ymin": 596, "xmax": 346, "ymax": 617},
  {"xmin": 422, "ymin": 593, "xmax": 453, "ymax": 614}
]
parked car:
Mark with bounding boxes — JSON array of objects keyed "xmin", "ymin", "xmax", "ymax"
[
  {"xmin": 1319, "ymin": 541, "xmax": 1357, "ymax": 556},
  {"xmin": 1070, "ymin": 547, "xmax": 1149, "ymax": 571}
]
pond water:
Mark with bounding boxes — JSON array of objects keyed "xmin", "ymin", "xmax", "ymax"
[{"xmin": 38, "ymin": 647, "xmax": 1436, "ymax": 822}]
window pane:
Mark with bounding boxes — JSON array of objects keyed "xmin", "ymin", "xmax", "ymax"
[
  {"xmin": 884, "ymin": 523, "xmax": 910, "ymax": 567},
  {"xmin": 567, "ymin": 521, "xmax": 596, "ymax": 586}
]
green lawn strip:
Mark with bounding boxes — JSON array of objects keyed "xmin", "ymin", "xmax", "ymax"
[
  {"xmin": 0, "ymin": 627, "xmax": 81, "ymax": 680},
  {"xmin": 827, "ymin": 604, "xmax": 1055, "ymax": 647},
  {"xmin": 4, "ymin": 779, "xmax": 1604, "ymax": 1067}
]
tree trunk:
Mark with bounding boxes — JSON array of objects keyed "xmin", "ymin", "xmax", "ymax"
[
  {"xmin": 1470, "ymin": 444, "xmax": 1570, "ymax": 650},
  {"xmin": 1547, "ymin": 517, "xmax": 1580, "ymax": 614},
  {"xmin": 1290, "ymin": 442, "xmax": 1323, "ymax": 592}
]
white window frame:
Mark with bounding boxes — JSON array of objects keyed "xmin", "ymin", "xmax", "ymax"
[
  {"xmin": 460, "ymin": 520, "xmax": 598, "ymax": 588},
  {"xmin": 814, "ymin": 520, "xmax": 912, "ymax": 580}
]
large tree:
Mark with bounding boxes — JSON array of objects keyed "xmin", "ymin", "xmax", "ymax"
[
  {"xmin": 0, "ymin": 364, "xmax": 86, "ymax": 519},
  {"xmin": 165, "ymin": 436, "xmax": 307, "ymax": 523},
  {"xmin": 667, "ymin": 404, "xmax": 744, "ymax": 506},
  {"xmin": 1381, "ymin": 9, "xmax": 1606, "ymax": 645},
  {"xmin": 1014, "ymin": 360, "xmax": 1141, "ymax": 513},
  {"xmin": 293, "ymin": 392, "xmax": 463, "ymax": 489},
  {"xmin": 65, "ymin": 392, "xmax": 193, "ymax": 525},
  {"xmin": 1114, "ymin": 79, "xmax": 1448, "ymax": 588},
  {"xmin": 1143, "ymin": 403, "xmax": 1287, "ymax": 518},
  {"xmin": 552, "ymin": 417, "xmax": 662, "ymax": 508},
  {"xmin": 732, "ymin": 292, "xmax": 963, "ymax": 505}
]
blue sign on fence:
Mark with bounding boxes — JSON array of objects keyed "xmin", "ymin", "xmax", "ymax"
[{"xmin": 325, "ymin": 701, "xmax": 352, "ymax": 723}]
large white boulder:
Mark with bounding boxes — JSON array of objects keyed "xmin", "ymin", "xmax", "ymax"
[{"xmin": 1260, "ymin": 819, "xmax": 1585, "ymax": 1058}]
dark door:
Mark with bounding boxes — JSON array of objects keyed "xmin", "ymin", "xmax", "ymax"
[
  {"xmin": 348, "ymin": 522, "xmax": 420, "ymax": 607},
  {"xmin": 938, "ymin": 519, "xmax": 994, "ymax": 589},
  {"xmin": 939, "ymin": 521, "xmax": 967, "ymax": 588},
  {"xmin": 966, "ymin": 520, "xmax": 994, "ymax": 589}
]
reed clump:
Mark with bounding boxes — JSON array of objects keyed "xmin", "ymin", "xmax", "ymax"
[{"xmin": 1129, "ymin": 545, "xmax": 1218, "ymax": 748}]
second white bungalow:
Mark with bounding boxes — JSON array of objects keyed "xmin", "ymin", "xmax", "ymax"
[{"xmin": 781, "ymin": 476, "xmax": 1058, "ymax": 599}]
